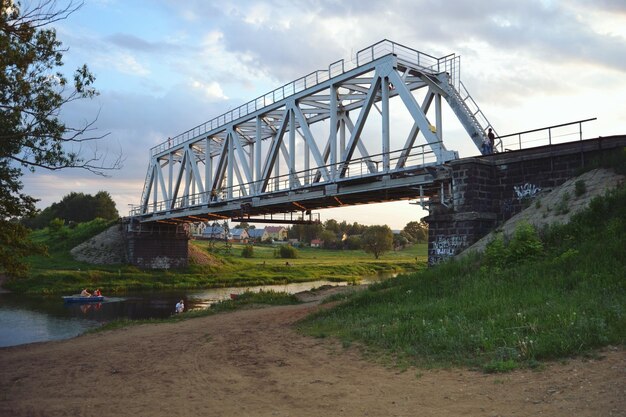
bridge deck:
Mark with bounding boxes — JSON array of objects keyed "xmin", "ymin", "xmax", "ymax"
[{"xmin": 138, "ymin": 164, "xmax": 445, "ymax": 224}]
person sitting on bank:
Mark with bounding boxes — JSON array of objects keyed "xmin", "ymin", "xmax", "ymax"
[
  {"xmin": 175, "ymin": 299, "xmax": 184, "ymax": 314},
  {"xmin": 80, "ymin": 288, "xmax": 91, "ymax": 297}
]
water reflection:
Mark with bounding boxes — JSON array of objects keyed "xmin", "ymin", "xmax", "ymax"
[{"xmin": 0, "ymin": 273, "xmax": 395, "ymax": 348}]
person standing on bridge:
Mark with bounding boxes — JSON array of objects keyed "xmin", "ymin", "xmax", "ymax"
[{"xmin": 487, "ymin": 128, "xmax": 495, "ymax": 154}]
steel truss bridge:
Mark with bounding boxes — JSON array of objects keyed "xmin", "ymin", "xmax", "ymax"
[{"xmin": 132, "ymin": 40, "xmax": 497, "ymax": 225}]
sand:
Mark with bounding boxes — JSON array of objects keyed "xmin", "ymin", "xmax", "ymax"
[{"xmin": 1, "ymin": 287, "xmax": 624, "ymax": 417}]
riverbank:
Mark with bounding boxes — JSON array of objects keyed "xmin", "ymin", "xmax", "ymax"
[
  {"xmin": 1, "ymin": 287, "xmax": 623, "ymax": 417},
  {"xmin": 4, "ymin": 241, "xmax": 426, "ymax": 294}
]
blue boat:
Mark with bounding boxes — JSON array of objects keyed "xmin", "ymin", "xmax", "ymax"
[{"xmin": 62, "ymin": 295, "xmax": 105, "ymax": 303}]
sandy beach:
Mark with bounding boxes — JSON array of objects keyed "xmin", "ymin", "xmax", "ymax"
[{"xmin": 1, "ymin": 289, "xmax": 624, "ymax": 417}]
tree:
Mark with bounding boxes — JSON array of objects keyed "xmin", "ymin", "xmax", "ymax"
[
  {"xmin": 393, "ymin": 233, "xmax": 409, "ymax": 250},
  {"xmin": 1, "ymin": 1, "xmax": 121, "ymax": 276},
  {"xmin": 93, "ymin": 191, "xmax": 118, "ymax": 220},
  {"xmin": 361, "ymin": 225, "xmax": 393, "ymax": 259},
  {"xmin": 403, "ymin": 220, "xmax": 429, "ymax": 243},
  {"xmin": 234, "ymin": 222, "xmax": 250, "ymax": 230},
  {"xmin": 289, "ymin": 222, "xmax": 322, "ymax": 243},
  {"xmin": 21, "ymin": 191, "xmax": 118, "ymax": 229},
  {"xmin": 323, "ymin": 219, "xmax": 340, "ymax": 234},
  {"xmin": 319, "ymin": 230, "xmax": 338, "ymax": 249},
  {"xmin": 344, "ymin": 235, "xmax": 362, "ymax": 250}
]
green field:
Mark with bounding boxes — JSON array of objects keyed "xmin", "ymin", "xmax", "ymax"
[{"xmin": 4, "ymin": 224, "xmax": 427, "ymax": 294}]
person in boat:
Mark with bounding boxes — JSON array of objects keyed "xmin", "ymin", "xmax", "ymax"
[
  {"xmin": 175, "ymin": 299, "xmax": 184, "ymax": 314},
  {"xmin": 80, "ymin": 288, "xmax": 92, "ymax": 297},
  {"xmin": 94, "ymin": 288, "xmax": 102, "ymax": 297}
]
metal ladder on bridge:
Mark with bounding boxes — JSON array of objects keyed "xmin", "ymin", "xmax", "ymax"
[{"xmin": 439, "ymin": 77, "xmax": 500, "ymax": 153}]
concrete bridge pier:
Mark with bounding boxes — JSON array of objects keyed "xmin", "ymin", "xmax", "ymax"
[
  {"xmin": 425, "ymin": 158, "xmax": 498, "ymax": 265},
  {"xmin": 424, "ymin": 136, "xmax": 626, "ymax": 266},
  {"xmin": 123, "ymin": 218, "xmax": 190, "ymax": 269}
]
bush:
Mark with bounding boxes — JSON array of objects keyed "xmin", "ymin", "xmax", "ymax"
[
  {"xmin": 241, "ymin": 245, "xmax": 254, "ymax": 258},
  {"xmin": 484, "ymin": 222, "xmax": 543, "ymax": 268},
  {"xmin": 48, "ymin": 218, "xmax": 65, "ymax": 233},
  {"xmin": 277, "ymin": 244, "xmax": 298, "ymax": 259},
  {"xmin": 506, "ymin": 222, "xmax": 543, "ymax": 263}
]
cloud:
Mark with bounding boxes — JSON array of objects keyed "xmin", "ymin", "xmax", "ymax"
[
  {"xmin": 106, "ymin": 33, "xmax": 170, "ymax": 52},
  {"xmin": 190, "ymin": 80, "xmax": 228, "ymax": 100},
  {"xmin": 104, "ymin": 52, "xmax": 151, "ymax": 76}
]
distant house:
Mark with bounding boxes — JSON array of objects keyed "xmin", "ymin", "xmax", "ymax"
[
  {"xmin": 288, "ymin": 238, "xmax": 300, "ymax": 247},
  {"xmin": 230, "ymin": 228, "xmax": 249, "ymax": 243},
  {"xmin": 247, "ymin": 228, "xmax": 268, "ymax": 242},
  {"xmin": 265, "ymin": 226, "xmax": 287, "ymax": 241},
  {"xmin": 202, "ymin": 224, "xmax": 228, "ymax": 240},
  {"xmin": 189, "ymin": 222, "xmax": 207, "ymax": 237},
  {"xmin": 310, "ymin": 239, "xmax": 322, "ymax": 248}
]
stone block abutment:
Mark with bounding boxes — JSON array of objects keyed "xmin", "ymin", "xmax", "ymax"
[
  {"xmin": 424, "ymin": 135, "xmax": 626, "ymax": 265},
  {"xmin": 122, "ymin": 218, "xmax": 189, "ymax": 269}
]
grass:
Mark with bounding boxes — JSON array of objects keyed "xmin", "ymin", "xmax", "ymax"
[
  {"xmin": 5, "ymin": 221, "xmax": 427, "ymax": 294},
  {"xmin": 297, "ymin": 184, "xmax": 626, "ymax": 371}
]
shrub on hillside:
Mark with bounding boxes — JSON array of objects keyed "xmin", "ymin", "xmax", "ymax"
[
  {"xmin": 277, "ymin": 244, "xmax": 298, "ymax": 259},
  {"xmin": 483, "ymin": 222, "xmax": 543, "ymax": 268},
  {"xmin": 241, "ymin": 245, "xmax": 254, "ymax": 258}
]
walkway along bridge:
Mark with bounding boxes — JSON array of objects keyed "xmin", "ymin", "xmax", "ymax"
[
  {"xmin": 124, "ymin": 40, "xmax": 625, "ymax": 269},
  {"xmin": 130, "ymin": 40, "xmax": 497, "ymax": 225}
]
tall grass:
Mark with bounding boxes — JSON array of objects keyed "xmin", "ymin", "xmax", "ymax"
[{"xmin": 298, "ymin": 184, "xmax": 626, "ymax": 370}]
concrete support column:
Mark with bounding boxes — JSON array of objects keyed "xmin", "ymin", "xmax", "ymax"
[{"xmin": 124, "ymin": 219, "xmax": 190, "ymax": 269}]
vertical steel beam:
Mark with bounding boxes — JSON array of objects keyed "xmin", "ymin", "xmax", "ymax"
[
  {"xmin": 340, "ymin": 117, "xmax": 346, "ymax": 159},
  {"xmin": 436, "ymin": 93, "xmax": 442, "ymax": 141},
  {"xmin": 304, "ymin": 129, "xmax": 310, "ymax": 185},
  {"xmin": 205, "ymin": 137, "xmax": 212, "ymax": 201},
  {"xmin": 289, "ymin": 104, "xmax": 296, "ymax": 188},
  {"xmin": 152, "ymin": 164, "xmax": 158, "ymax": 211},
  {"xmin": 382, "ymin": 76, "xmax": 390, "ymax": 172},
  {"xmin": 255, "ymin": 116, "xmax": 262, "ymax": 195},
  {"xmin": 248, "ymin": 139, "xmax": 254, "ymax": 194},
  {"xmin": 227, "ymin": 133, "xmax": 234, "ymax": 199},
  {"xmin": 329, "ymin": 84, "xmax": 338, "ymax": 180},
  {"xmin": 168, "ymin": 153, "xmax": 173, "ymax": 204}
]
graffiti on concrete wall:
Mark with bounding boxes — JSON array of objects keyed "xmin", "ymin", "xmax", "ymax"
[
  {"xmin": 514, "ymin": 183, "xmax": 541, "ymax": 201},
  {"xmin": 429, "ymin": 234, "xmax": 468, "ymax": 265}
]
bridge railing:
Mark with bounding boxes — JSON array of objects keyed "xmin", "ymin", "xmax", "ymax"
[
  {"xmin": 497, "ymin": 118, "xmax": 597, "ymax": 153},
  {"xmin": 151, "ymin": 40, "xmax": 459, "ymax": 157},
  {"xmin": 131, "ymin": 142, "xmax": 440, "ymax": 217},
  {"xmin": 356, "ymin": 40, "xmax": 460, "ymax": 89}
]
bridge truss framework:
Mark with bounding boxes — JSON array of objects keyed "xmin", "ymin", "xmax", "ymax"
[{"xmin": 133, "ymin": 40, "xmax": 496, "ymax": 224}]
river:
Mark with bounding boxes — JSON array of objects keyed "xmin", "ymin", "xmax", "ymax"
[{"xmin": 0, "ymin": 275, "xmax": 393, "ymax": 348}]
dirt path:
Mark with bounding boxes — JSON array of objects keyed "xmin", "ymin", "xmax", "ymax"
[{"xmin": 1, "ymin": 290, "xmax": 624, "ymax": 417}]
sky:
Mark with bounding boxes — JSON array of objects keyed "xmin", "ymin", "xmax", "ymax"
[{"xmin": 19, "ymin": 0, "xmax": 626, "ymax": 229}]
